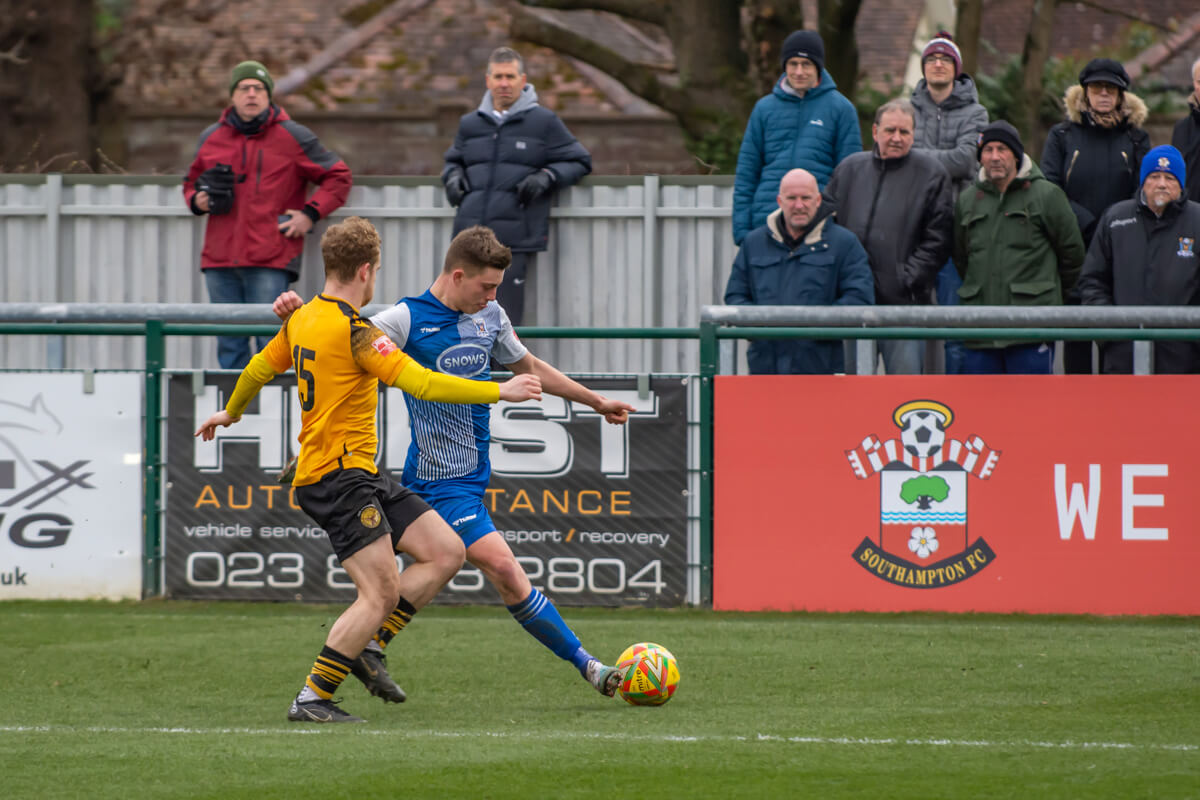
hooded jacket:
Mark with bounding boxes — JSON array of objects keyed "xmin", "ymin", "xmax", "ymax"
[
  {"xmin": 183, "ymin": 105, "xmax": 352, "ymax": 278},
  {"xmin": 724, "ymin": 203, "xmax": 874, "ymax": 374},
  {"xmin": 1171, "ymin": 96, "xmax": 1200, "ymax": 204},
  {"xmin": 732, "ymin": 72, "xmax": 862, "ymax": 244},
  {"xmin": 443, "ymin": 84, "xmax": 591, "ymax": 253},
  {"xmin": 954, "ymin": 155, "xmax": 1086, "ymax": 347},
  {"xmin": 1042, "ymin": 85, "xmax": 1150, "ymax": 245},
  {"xmin": 910, "ymin": 75, "xmax": 990, "ymax": 195},
  {"xmin": 824, "ymin": 146, "xmax": 953, "ymax": 305},
  {"xmin": 1078, "ymin": 194, "xmax": 1200, "ymax": 373}
]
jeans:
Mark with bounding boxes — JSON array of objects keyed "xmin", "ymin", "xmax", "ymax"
[
  {"xmin": 936, "ymin": 260, "xmax": 966, "ymax": 374},
  {"xmin": 962, "ymin": 343, "xmax": 1055, "ymax": 374},
  {"xmin": 204, "ymin": 267, "xmax": 292, "ymax": 369}
]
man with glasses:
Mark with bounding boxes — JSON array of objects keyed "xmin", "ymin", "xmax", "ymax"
[
  {"xmin": 184, "ymin": 60, "xmax": 352, "ymax": 369},
  {"xmin": 909, "ymin": 32, "xmax": 989, "ymax": 374}
]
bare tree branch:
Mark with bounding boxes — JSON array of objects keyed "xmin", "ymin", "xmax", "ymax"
[
  {"xmin": 513, "ymin": 0, "xmax": 668, "ymax": 26},
  {"xmin": 1126, "ymin": 9, "xmax": 1200, "ymax": 82},
  {"xmin": 564, "ymin": 56, "xmax": 669, "ymax": 115},
  {"xmin": 0, "ymin": 36, "xmax": 29, "ymax": 65},
  {"xmin": 274, "ymin": 0, "xmax": 437, "ymax": 97},
  {"xmin": 510, "ymin": 4, "xmax": 690, "ymax": 119},
  {"xmin": 189, "ymin": 0, "xmax": 233, "ymax": 23},
  {"xmin": 1071, "ymin": 0, "xmax": 1171, "ymax": 32}
]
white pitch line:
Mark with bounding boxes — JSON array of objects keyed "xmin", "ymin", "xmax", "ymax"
[{"xmin": 0, "ymin": 725, "xmax": 1195, "ymax": 752}]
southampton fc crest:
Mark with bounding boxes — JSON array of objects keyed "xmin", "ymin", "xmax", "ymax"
[{"xmin": 845, "ymin": 400, "xmax": 1000, "ymax": 588}]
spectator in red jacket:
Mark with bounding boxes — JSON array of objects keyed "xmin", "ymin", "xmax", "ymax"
[{"xmin": 184, "ymin": 61, "xmax": 352, "ymax": 368}]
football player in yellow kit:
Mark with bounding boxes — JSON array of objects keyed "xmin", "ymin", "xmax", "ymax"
[{"xmin": 196, "ymin": 216, "xmax": 541, "ymax": 723}]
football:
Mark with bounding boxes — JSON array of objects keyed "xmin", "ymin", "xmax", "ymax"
[{"xmin": 616, "ymin": 642, "xmax": 680, "ymax": 706}]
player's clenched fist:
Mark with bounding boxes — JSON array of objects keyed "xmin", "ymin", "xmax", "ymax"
[
  {"xmin": 498, "ymin": 373, "xmax": 542, "ymax": 402},
  {"xmin": 273, "ymin": 290, "xmax": 304, "ymax": 321}
]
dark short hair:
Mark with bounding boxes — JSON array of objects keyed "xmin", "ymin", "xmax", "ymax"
[
  {"xmin": 487, "ymin": 46, "xmax": 524, "ymax": 75},
  {"xmin": 443, "ymin": 226, "xmax": 511, "ymax": 274},
  {"xmin": 321, "ymin": 216, "xmax": 380, "ymax": 282}
]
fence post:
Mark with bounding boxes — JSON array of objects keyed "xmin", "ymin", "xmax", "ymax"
[
  {"xmin": 698, "ymin": 317, "xmax": 717, "ymax": 606},
  {"xmin": 46, "ymin": 174, "xmax": 64, "ymax": 369},
  {"xmin": 642, "ymin": 174, "xmax": 659, "ymax": 371},
  {"xmin": 143, "ymin": 319, "xmax": 165, "ymax": 597}
]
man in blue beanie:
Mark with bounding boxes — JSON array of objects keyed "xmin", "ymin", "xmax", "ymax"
[
  {"xmin": 1079, "ymin": 145, "xmax": 1200, "ymax": 373},
  {"xmin": 731, "ymin": 30, "xmax": 861, "ymax": 245}
]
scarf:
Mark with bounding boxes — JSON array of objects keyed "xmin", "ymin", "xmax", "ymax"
[{"xmin": 1086, "ymin": 107, "xmax": 1123, "ymax": 129}]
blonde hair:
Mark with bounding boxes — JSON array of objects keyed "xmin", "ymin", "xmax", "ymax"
[{"xmin": 321, "ymin": 216, "xmax": 380, "ymax": 282}]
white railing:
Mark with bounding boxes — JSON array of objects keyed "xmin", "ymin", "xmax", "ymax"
[{"xmin": 0, "ymin": 174, "xmax": 736, "ymax": 372}]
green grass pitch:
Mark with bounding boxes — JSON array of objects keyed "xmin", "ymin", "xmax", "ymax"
[{"xmin": 3, "ymin": 601, "xmax": 1197, "ymax": 799}]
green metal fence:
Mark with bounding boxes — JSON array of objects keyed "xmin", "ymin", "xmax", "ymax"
[{"xmin": 4, "ymin": 301, "xmax": 1200, "ymax": 605}]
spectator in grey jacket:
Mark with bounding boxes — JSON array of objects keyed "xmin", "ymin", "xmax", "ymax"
[
  {"xmin": 442, "ymin": 47, "xmax": 592, "ymax": 325},
  {"xmin": 1079, "ymin": 145, "xmax": 1200, "ymax": 373},
  {"xmin": 910, "ymin": 32, "xmax": 989, "ymax": 374},
  {"xmin": 825, "ymin": 99, "xmax": 953, "ymax": 373}
]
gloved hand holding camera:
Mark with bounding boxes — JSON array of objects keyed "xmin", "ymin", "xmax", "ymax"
[{"xmin": 195, "ymin": 163, "xmax": 238, "ymax": 215}]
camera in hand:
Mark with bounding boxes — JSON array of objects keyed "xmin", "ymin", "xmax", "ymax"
[{"xmin": 196, "ymin": 163, "xmax": 238, "ymax": 215}]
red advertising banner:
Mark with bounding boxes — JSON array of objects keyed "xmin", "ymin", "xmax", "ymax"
[{"xmin": 714, "ymin": 376, "xmax": 1200, "ymax": 615}]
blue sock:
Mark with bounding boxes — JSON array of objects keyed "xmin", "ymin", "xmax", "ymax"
[{"xmin": 507, "ymin": 588, "xmax": 594, "ymax": 675}]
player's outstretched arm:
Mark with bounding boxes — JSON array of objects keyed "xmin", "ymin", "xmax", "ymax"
[
  {"xmin": 389, "ymin": 357, "xmax": 540, "ymax": 405},
  {"xmin": 506, "ymin": 353, "xmax": 633, "ymax": 424},
  {"xmin": 195, "ymin": 410, "xmax": 239, "ymax": 440},
  {"xmin": 197, "ymin": 351, "xmax": 286, "ymax": 441}
]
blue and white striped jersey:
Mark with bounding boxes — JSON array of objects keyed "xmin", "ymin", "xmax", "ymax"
[{"xmin": 371, "ymin": 289, "xmax": 527, "ymax": 493}]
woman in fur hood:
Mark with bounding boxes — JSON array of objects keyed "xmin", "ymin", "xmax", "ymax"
[
  {"xmin": 1042, "ymin": 58, "xmax": 1151, "ymax": 244},
  {"xmin": 1040, "ymin": 57, "xmax": 1150, "ymax": 374}
]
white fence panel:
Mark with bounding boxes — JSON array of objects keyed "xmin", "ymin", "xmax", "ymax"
[{"xmin": 0, "ymin": 175, "xmax": 736, "ymax": 372}]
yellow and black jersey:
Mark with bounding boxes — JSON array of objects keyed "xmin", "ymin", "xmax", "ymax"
[{"xmin": 224, "ymin": 294, "xmax": 499, "ymax": 486}]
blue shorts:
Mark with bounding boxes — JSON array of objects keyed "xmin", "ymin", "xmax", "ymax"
[{"xmin": 408, "ymin": 479, "xmax": 497, "ymax": 548}]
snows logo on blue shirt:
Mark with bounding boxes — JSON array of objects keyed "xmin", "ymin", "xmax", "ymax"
[{"xmin": 436, "ymin": 343, "xmax": 490, "ymax": 376}]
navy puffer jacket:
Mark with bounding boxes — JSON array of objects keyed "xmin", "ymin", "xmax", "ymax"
[{"xmin": 443, "ymin": 85, "xmax": 591, "ymax": 252}]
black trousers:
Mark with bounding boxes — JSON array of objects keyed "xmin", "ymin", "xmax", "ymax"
[{"xmin": 497, "ymin": 251, "xmax": 534, "ymax": 326}]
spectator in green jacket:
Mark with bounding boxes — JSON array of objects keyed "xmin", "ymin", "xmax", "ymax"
[{"xmin": 953, "ymin": 121, "xmax": 1086, "ymax": 374}]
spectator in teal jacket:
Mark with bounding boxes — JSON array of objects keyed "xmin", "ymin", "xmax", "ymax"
[{"xmin": 732, "ymin": 30, "xmax": 861, "ymax": 245}]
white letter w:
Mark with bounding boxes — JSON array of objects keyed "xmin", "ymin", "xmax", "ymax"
[{"xmin": 1055, "ymin": 464, "xmax": 1100, "ymax": 540}]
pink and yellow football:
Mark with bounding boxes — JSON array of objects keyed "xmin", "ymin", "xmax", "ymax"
[{"xmin": 616, "ymin": 642, "xmax": 680, "ymax": 706}]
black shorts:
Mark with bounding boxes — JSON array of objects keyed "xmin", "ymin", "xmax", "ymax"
[{"xmin": 295, "ymin": 468, "xmax": 432, "ymax": 563}]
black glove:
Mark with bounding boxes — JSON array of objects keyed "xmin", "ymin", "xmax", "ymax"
[
  {"xmin": 444, "ymin": 169, "xmax": 469, "ymax": 207},
  {"xmin": 196, "ymin": 163, "xmax": 237, "ymax": 215},
  {"xmin": 516, "ymin": 169, "xmax": 555, "ymax": 205}
]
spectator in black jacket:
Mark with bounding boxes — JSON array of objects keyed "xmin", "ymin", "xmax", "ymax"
[
  {"xmin": 442, "ymin": 47, "xmax": 592, "ymax": 326},
  {"xmin": 1042, "ymin": 58, "xmax": 1150, "ymax": 374},
  {"xmin": 1078, "ymin": 145, "xmax": 1200, "ymax": 374},
  {"xmin": 824, "ymin": 98, "xmax": 953, "ymax": 374},
  {"xmin": 1171, "ymin": 57, "xmax": 1200, "ymax": 204}
]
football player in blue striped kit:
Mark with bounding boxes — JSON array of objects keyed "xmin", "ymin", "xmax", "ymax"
[{"xmin": 275, "ymin": 225, "xmax": 636, "ymax": 700}]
